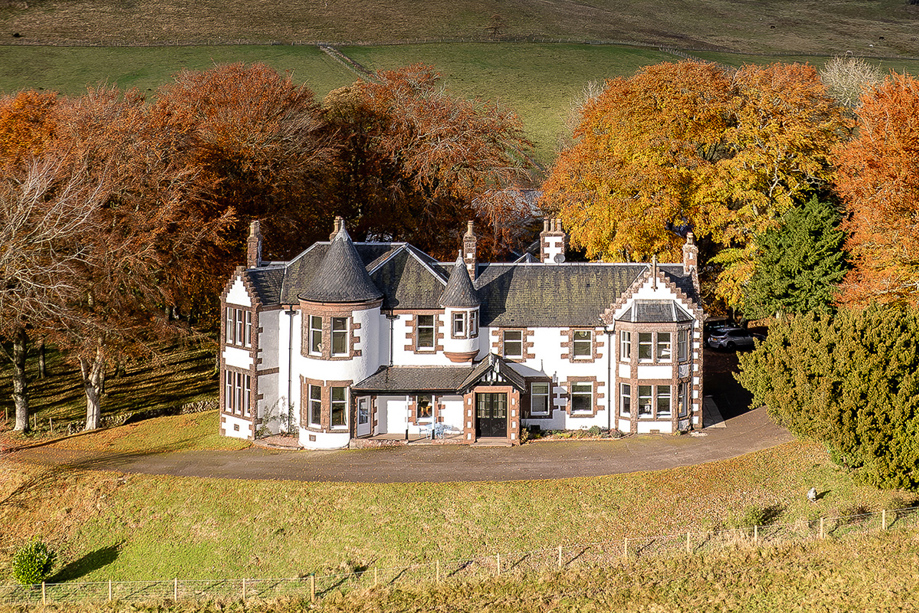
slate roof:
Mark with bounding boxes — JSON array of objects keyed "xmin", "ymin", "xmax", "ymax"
[
  {"xmin": 353, "ymin": 354, "xmax": 529, "ymax": 393},
  {"xmin": 439, "ymin": 256, "xmax": 480, "ymax": 308},
  {"xmin": 242, "ymin": 234, "xmax": 701, "ymax": 324},
  {"xmin": 474, "ymin": 263, "xmax": 650, "ymax": 327},
  {"xmin": 617, "ymin": 299, "xmax": 694, "ymax": 323},
  {"xmin": 300, "ymin": 227, "xmax": 384, "ymax": 303},
  {"xmin": 352, "ymin": 366, "xmax": 474, "ymax": 392}
]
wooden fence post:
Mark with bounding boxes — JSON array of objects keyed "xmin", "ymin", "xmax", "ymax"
[
  {"xmin": 436, "ymin": 560, "xmax": 440, "ymax": 583},
  {"xmin": 882, "ymin": 509, "xmax": 887, "ymax": 531},
  {"xmin": 108, "ymin": 579, "xmax": 112, "ymax": 602},
  {"xmin": 558, "ymin": 545, "xmax": 562, "ymax": 569},
  {"xmin": 174, "ymin": 577, "xmax": 178, "ymax": 601},
  {"xmin": 820, "ymin": 517, "xmax": 825, "ymax": 539},
  {"xmin": 242, "ymin": 578, "xmax": 247, "ymax": 600},
  {"xmin": 41, "ymin": 582, "xmax": 46, "ymax": 605},
  {"xmin": 310, "ymin": 574, "xmax": 316, "ymax": 603},
  {"xmin": 496, "ymin": 553, "xmax": 501, "ymax": 576},
  {"xmin": 754, "ymin": 525, "xmax": 759, "ymax": 546}
]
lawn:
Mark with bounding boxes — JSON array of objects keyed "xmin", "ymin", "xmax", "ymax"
[{"xmin": 2, "ymin": 431, "xmax": 916, "ymax": 584}]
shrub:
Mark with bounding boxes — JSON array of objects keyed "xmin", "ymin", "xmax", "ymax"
[
  {"xmin": 737, "ymin": 304, "xmax": 919, "ymax": 489},
  {"xmin": 587, "ymin": 425, "xmax": 601, "ymax": 436},
  {"xmin": 11, "ymin": 540, "xmax": 56, "ymax": 585},
  {"xmin": 735, "ymin": 504, "xmax": 784, "ymax": 528}
]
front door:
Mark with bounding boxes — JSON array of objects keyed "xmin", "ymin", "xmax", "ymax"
[
  {"xmin": 357, "ymin": 397, "xmax": 371, "ymax": 437},
  {"xmin": 476, "ymin": 392, "xmax": 507, "ymax": 438}
]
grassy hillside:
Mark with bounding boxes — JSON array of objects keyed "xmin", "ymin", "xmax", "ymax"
[{"xmin": 1, "ymin": 0, "xmax": 918, "ymax": 56}]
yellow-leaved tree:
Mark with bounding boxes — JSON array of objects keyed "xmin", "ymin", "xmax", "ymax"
[{"xmin": 541, "ymin": 61, "xmax": 850, "ymax": 308}]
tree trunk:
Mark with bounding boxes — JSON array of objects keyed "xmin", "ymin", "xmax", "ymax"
[
  {"xmin": 37, "ymin": 339, "xmax": 46, "ymax": 378},
  {"xmin": 80, "ymin": 344, "xmax": 106, "ymax": 430},
  {"xmin": 12, "ymin": 328, "xmax": 29, "ymax": 432}
]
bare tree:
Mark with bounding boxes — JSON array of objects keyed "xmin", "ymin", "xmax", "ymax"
[
  {"xmin": 0, "ymin": 156, "xmax": 107, "ymax": 431},
  {"xmin": 820, "ymin": 55, "xmax": 883, "ymax": 109}
]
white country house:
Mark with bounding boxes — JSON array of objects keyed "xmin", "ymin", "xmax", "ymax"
[{"xmin": 219, "ymin": 218, "xmax": 705, "ymax": 449}]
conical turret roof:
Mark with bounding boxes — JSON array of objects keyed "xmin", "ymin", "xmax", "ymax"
[
  {"xmin": 299, "ymin": 225, "xmax": 383, "ymax": 303},
  {"xmin": 439, "ymin": 255, "xmax": 480, "ymax": 308}
]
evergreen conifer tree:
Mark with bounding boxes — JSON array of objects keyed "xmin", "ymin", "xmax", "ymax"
[{"xmin": 744, "ymin": 196, "xmax": 848, "ymax": 318}]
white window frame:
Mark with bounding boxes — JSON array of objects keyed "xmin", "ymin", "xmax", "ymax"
[
  {"xmin": 570, "ymin": 382, "xmax": 593, "ymax": 414},
  {"xmin": 678, "ymin": 382, "xmax": 689, "ymax": 418},
  {"xmin": 503, "ymin": 330, "xmax": 523, "ymax": 358},
  {"xmin": 638, "ymin": 332, "xmax": 653, "ymax": 362},
  {"xmin": 330, "ymin": 386, "xmax": 348, "ymax": 429},
  {"xmin": 470, "ymin": 311, "xmax": 478, "ymax": 337},
  {"xmin": 226, "ymin": 307, "xmax": 251, "ymax": 348},
  {"xmin": 572, "ymin": 330, "xmax": 592, "ymax": 359},
  {"xmin": 620, "ymin": 382, "xmax": 631, "ymax": 417},
  {"xmin": 620, "ymin": 331, "xmax": 631, "ymax": 361},
  {"xmin": 657, "ymin": 385, "xmax": 671, "ymax": 418},
  {"xmin": 530, "ymin": 382, "xmax": 550, "ymax": 416},
  {"xmin": 309, "ymin": 316, "xmax": 323, "ymax": 355},
  {"xmin": 225, "ymin": 370, "xmax": 251, "ymax": 417},
  {"xmin": 678, "ymin": 329, "xmax": 690, "ymax": 362},
  {"xmin": 331, "ymin": 317, "xmax": 349, "ymax": 356},
  {"xmin": 417, "ymin": 314, "xmax": 436, "ymax": 350},
  {"xmin": 309, "ymin": 384, "xmax": 322, "ymax": 426},
  {"xmin": 452, "ymin": 312, "xmax": 466, "ymax": 338},
  {"xmin": 638, "ymin": 385, "xmax": 653, "ymax": 417},
  {"xmin": 656, "ymin": 332, "xmax": 672, "ymax": 362}
]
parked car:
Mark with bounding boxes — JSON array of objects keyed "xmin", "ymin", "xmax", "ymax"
[{"xmin": 706, "ymin": 327, "xmax": 765, "ymax": 350}]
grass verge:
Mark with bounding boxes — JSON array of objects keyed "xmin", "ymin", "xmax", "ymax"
[{"xmin": 1, "ymin": 440, "xmax": 916, "ymax": 585}]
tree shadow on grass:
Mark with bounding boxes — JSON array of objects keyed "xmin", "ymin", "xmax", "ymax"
[{"xmin": 49, "ymin": 542, "xmax": 122, "ymax": 582}]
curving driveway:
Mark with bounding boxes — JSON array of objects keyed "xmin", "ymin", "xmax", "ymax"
[{"xmin": 10, "ymin": 407, "xmax": 792, "ymax": 483}]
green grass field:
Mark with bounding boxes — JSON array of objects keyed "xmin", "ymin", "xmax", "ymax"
[
  {"xmin": 1, "ymin": 0, "xmax": 918, "ymax": 56},
  {"xmin": 6, "ymin": 43, "xmax": 918, "ymax": 166},
  {"xmin": 2, "ymin": 426, "xmax": 915, "ymax": 584}
]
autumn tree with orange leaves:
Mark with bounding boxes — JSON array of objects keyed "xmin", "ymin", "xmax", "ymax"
[
  {"xmin": 325, "ymin": 64, "xmax": 536, "ymax": 260},
  {"xmin": 835, "ymin": 73, "xmax": 919, "ymax": 306},
  {"xmin": 541, "ymin": 61, "xmax": 850, "ymax": 308}
]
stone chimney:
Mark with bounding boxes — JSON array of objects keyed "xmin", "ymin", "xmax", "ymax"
[
  {"xmin": 463, "ymin": 221, "xmax": 477, "ymax": 280},
  {"xmin": 682, "ymin": 232, "xmax": 698, "ymax": 274},
  {"xmin": 651, "ymin": 253, "xmax": 658, "ymax": 290},
  {"xmin": 246, "ymin": 220, "xmax": 263, "ymax": 268},
  {"xmin": 540, "ymin": 218, "xmax": 566, "ymax": 263},
  {"xmin": 330, "ymin": 216, "xmax": 343, "ymax": 241}
]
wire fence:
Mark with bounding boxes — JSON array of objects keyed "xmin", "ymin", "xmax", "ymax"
[{"xmin": 2, "ymin": 505, "xmax": 917, "ymax": 606}]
